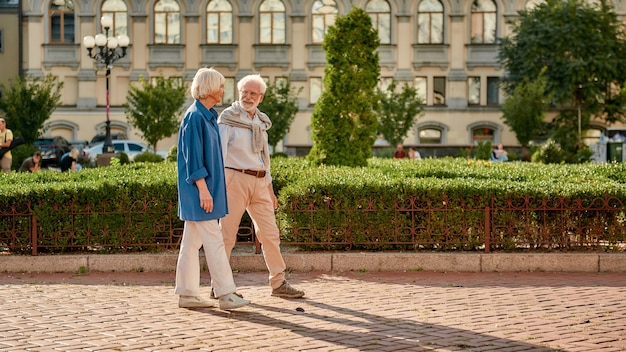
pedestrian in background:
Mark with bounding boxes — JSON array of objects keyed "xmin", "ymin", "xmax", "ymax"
[
  {"xmin": 0, "ymin": 117, "xmax": 13, "ymax": 173},
  {"xmin": 174, "ymin": 67, "xmax": 250, "ymax": 310},
  {"xmin": 218, "ymin": 74, "xmax": 305, "ymax": 298}
]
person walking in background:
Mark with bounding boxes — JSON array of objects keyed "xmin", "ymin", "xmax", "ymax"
[
  {"xmin": 393, "ymin": 143, "xmax": 406, "ymax": 159},
  {"xmin": 174, "ymin": 67, "xmax": 250, "ymax": 310},
  {"xmin": 218, "ymin": 74, "xmax": 305, "ymax": 298},
  {"xmin": 19, "ymin": 151, "xmax": 42, "ymax": 173},
  {"xmin": 491, "ymin": 143, "xmax": 509, "ymax": 162},
  {"xmin": 0, "ymin": 117, "xmax": 13, "ymax": 173},
  {"xmin": 409, "ymin": 147, "xmax": 422, "ymax": 160}
]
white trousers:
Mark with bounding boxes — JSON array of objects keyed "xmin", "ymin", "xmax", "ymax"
[{"xmin": 174, "ymin": 220, "xmax": 236, "ymax": 298}]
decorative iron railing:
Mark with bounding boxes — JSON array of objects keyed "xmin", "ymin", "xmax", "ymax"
[{"xmin": 1, "ymin": 194, "xmax": 624, "ymax": 255}]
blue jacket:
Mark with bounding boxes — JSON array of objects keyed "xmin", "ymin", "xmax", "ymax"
[{"xmin": 177, "ymin": 100, "xmax": 228, "ymax": 221}]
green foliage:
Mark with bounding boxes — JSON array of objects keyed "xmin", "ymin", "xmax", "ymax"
[
  {"xmin": 474, "ymin": 141, "xmax": 493, "ymax": 160},
  {"xmin": 501, "ymin": 73, "xmax": 550, "ymax": 148},
  {"xmin": 499, "ymin": 0, "xmax": 626, "ymax": 161},
  {"xmin": 2, "ymin": 158, "xmax": 626, "ymax": 253},
  {"xmin": 258, "ymin": 80, "xmax": 302, "ymax": 153},
  {"xmin": 531, "ymin": 139, "xmax": 564, "ymax": 164},
  {"xmin": 118, "ymin": 152, "xmax": 130, "ymax": 165},
  {"xmin": 10, "ymin": 144, "xmax": 37, "ymax": 171},
  {"xmin": 134, "ymin": 152, "xmax": 164, "ymax": 163},
  {"xmin": 166, "ymin": 145, "xmax": 177, "ymax": 162},
  {"xmin": 123, "ymin": 74, "xmax": 187, "ymax": 152},
  {"xmin": 375, "ymin": 79, "xmax": 424, "ymax": 147},
  {"xmin": 307, "ymin": 7, "xmax": 380, "ymax": 167},
  {"xmin": 0, "ymin": 74, "xmax": 63, "ymax": 144}
]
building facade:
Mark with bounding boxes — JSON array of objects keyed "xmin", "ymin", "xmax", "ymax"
[{"xmin": 3, "ymin": 0, "xmax": 626, "ymax": 156}]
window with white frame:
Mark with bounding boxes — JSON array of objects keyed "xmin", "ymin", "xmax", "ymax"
[
  {"xmin": 417, "ymin": 0, "xmax": 443, "ymax": 44},
  {"xmin": 207, "ymin": 0, "xmax": 233, "ymax": 44},
  {"xmin": 487, "ymin": 77, "xmax": 500, "ymax": 105},
  {"xmin": 50, "ymin": 0, "xmax": 75, "ymax": 44},
  {"xmin": 414, "ymin": 77, "xmax": 427, "ymax": 103},
  {"xmin": 470, "ymin": 0, "xmax": 496, "ymax": 44},
  {"xmin": 525, "ymin": 0, "xmax": 545, "ymax": 9},
  {"xmin": 433, "ymin": 77, "xmax": 446, "ymax": 105},
  {"xmin": 259, "ymin": 0, "xmax": 286, "ymax": 44},
  {"xmin": 101, "ymin": 0, "xmax": 128, "ymax": 37},
  {"xmin": 154, "ymin": 0, "xmax": 181, "ymax": 44},
  {"xmin": 366, "ymin": 0, "xmax": 391, "ymax": 44},
  {"xmin": 222, "ymin": 77, "xmax": 235, "ymax": 105},
  {"xmin": 309, "ymin": 77, "xmax": 323, "ymax": 104},
  {"xmin": 311, "ymin": 0, "xmax": 338, "ymax": 44},
  {"xmin": 468, "ymin": 77, "xmax": 480, "ymax": 105}
]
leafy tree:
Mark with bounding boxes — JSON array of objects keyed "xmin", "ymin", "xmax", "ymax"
[
  {"xmin": 501, "ymin": 73, "xmax": 551, "ymax": 160},
  {"xmin": 123, "ymin": 74, "xmax": 187, "ymax": 151},
  {"xmin": 499, "ymin": 0, "xmax": 626, "ymax": 162},
  {"xmin": 375, "ymin": 79, "xmax": 424, "ymax": 147},
  {"xmin": 0, "ymin": 74, "xmax": 63, "ymax": 144},
  {"xmin": 307, "ymin": 7, "xmax": 380, "ymax": 167},
  {"xmin": 258, "ymin": 80, "xmax": 302, "ymax": 153}
]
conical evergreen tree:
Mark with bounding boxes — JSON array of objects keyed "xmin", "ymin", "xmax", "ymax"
[{"xmin": 307, "ymin": 7, "xmax": 380, "ymax": 167}]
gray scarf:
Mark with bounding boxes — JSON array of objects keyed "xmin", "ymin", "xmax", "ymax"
[{"xmin": 218, "ymin": 101, "xmax": 272, "ymax": 169}]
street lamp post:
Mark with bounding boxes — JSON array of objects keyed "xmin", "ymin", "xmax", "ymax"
[{"xmin": 83, "ymin": 16, "xmax": 130, "ymax": 154}]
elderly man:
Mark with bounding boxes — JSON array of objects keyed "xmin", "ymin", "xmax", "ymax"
[{"xmin": 218, "ymin": 74, "xmax": 305, "ymax": 298}]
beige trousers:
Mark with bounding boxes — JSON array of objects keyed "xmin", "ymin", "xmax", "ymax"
[
  {"xmin": 174, "ymin": 220, "xmax": 237, "ymax": 298},
  {"xmin": 1, "ymin": 157, "xmax": 11, "ymax": 173},
  {"xmin": 220, "ymin": 169, "xmax": 286, "ymax": 289}
]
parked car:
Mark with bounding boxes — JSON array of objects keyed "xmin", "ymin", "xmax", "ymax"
[
  {"xmin": 83, "ymin": 140, "xmax": 152, "ymax": 162},
  {"xmin": 70, "ymin": 139, "xmax": 89, "ymax": 155},
  {"xmin": 34, "ymin": 136, "xmax": 72, "ymax": 166},
  {"xmin": 89, "ymin": 132, "xmax": 128, "ymax": 147}
]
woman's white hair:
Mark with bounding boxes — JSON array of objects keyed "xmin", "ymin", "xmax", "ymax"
[{"xmin": 190, "ymin": 67, "xmax": 225, "ymax": 100}]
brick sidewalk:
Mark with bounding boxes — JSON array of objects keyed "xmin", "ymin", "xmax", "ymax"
[{"xmin": 1, "ymin": 271, "xmax": 625, "ymax": 351}]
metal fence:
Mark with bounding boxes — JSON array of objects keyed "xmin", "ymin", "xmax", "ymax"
[{"xmin": 1, "ymin": 194, "xmax": 625, "ymax": 255}]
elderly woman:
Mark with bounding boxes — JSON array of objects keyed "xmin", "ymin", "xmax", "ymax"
[{"xmin": 174, "ymin": 67, "xmax": 249, "ymax": 310}]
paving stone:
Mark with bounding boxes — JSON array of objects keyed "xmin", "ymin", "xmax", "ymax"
[{"xmin": 0, "ymin": 271, "xmax": 625, "ymax": 351}]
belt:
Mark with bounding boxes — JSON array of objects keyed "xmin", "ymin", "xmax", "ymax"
[{"xmin": 226, "ymin": 167, "xmax": 266, "ymax": 178}]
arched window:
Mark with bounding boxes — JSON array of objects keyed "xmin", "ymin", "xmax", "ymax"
[
  {"xmin": 366, "ymin": 0, "xmax": 391, "ymax": 44},
  {"xmin": 471, "ymin": 0, "xmax": 496, "ymax": 44},
  {"xmin": 417, "ymin": 0, "xmax": 443, "ymax": 44},
  {"xmin": 471, "ymin": 126, "xmax": 495, "ymax": 143},
  {"xmin": 311, "ymin": 0, "xmax": 338, "ymax": 44},
  {"xmin": 154, "ymin": 0, "xmax": 181, "ymax": 44},
  {"xmin": 50, "ymin": 0, "xmax": 75, "ymax": 43},
  {"xmin": 259, "ymin": 0, "xmax": 286, "ymax": 44},
  {"xmin": 419, "ymin": 128, "xmax": 443, "ymax": 144},
  {"xmin": 207, "ymin": 0, "xmax": 233, "ymax": 44},
  {"xmin": 102, "ymin": 0, "xmax": 128, "ymax": 37}
]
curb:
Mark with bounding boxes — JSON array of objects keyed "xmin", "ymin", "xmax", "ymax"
[{"xmin": 1, "ymin": 252, "xmax": 625, "ymax": 273}]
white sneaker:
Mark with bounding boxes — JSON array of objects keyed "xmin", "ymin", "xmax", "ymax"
[
  {"xmin": 219, "ymin": 293, "xmax": 250, "ymax": 310},
  {"xmin": 178, "ymin": 295, "xmax": 213, "ymax": 308}
]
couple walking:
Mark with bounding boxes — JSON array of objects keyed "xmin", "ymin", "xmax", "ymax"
[{"xmin": 174, "ymin": 68, "xmax": 304, "ymax": 310}]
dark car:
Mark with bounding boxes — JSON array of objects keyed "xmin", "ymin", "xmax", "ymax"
[
  {"xmin": 34, "ymin": 136, "xmax": 72, "ymax": 167},
  {"xmin": 89, "ymin": 132, "xmax": 128, "ymax": 147}
]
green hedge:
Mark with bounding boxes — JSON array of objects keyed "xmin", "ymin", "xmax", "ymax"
[{"xmin": 2, "ymin": 158, "xmax": 626, "ymax": 253}]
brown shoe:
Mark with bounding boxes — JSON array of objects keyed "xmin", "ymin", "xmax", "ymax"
[{"xmin": 271, "ymin": 281, "xmax": 305, "ymax": 298}]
